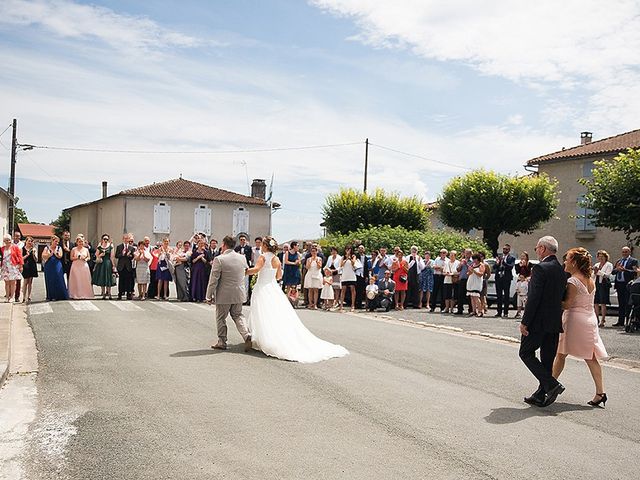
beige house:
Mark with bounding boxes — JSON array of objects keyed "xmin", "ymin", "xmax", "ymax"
[
  {"xmin": 67, "ymin": 178, "xmax": 271, "ymax": 244},
  {"xmin": 499, "ymin": 130, "xmax": 639, "ymax": 258}
]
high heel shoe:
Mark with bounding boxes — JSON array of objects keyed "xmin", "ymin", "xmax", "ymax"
[{"xmin": 588, "ymin": 393, "xmax": 607, "ymax": 407}]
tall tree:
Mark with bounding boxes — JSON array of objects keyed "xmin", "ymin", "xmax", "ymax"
[
  {"xmin": 322, "ymin": 188, "xmax": 429, "ymax": 235},
  {"xmin": 13, "ymin": 206, "xmax": 29, "ymax": 225},
  {"xmin": 580, "ymin": 148, "xmax": 640, "ymax": 245},
  {"xmin": 438, "ymin": 170, "xmax": 558, "ymax": 255},
  {"xmin": 51, "ymin": 210, "xmax": 71, "ymax": 238}
]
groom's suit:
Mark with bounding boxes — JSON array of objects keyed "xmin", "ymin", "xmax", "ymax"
[{"xmin": 206, "ymin": 249, "xmax": 251, "ymax": 346}]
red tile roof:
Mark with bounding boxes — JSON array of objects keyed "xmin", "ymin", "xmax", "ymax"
[
  {"xmin": 119, "ymin": 178, "xmax": 266, "ymax": 205},
  {"xmin": 17, "ymin": 223, "xmax": 55, "ymax": 238},
  {"xmin": 527, "ymin": 129, "xmax": 640, "ymax": 165}
]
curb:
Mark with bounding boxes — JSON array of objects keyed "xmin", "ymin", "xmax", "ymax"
[
  {"xmin": 0, "ymin": 304, "xmax": 13, "ymax": 388},
  {"xmin": 350, "ymin": 311, "xmax": 640, "ymax": 372},
  {"xmin": 0, "ymin": 303, "xmax": 32, "ymax": 388}
]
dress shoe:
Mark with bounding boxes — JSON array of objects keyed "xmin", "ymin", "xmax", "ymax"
[
  {"xmin": 244, "ymin": 335, "xmax": 252, "ymax": 352},
  {"xmin": 494, "ymin": 313, "xmax": 502, "ymax": 317},
  {"xmin": 542, "ymin": 383, "xmax": 565, "ymax": 407},
  {"xmin": 524, "ymin": 395, "xmax": 545, "ymax": 407},
  {"xmin": 211, "ymin": 342, "xmax": 227, "ymax": 350}
]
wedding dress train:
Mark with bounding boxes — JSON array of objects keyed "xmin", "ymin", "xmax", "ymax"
[{"xmin": 248, "ymin": 252, "xmax": 349, "ymax": 363}]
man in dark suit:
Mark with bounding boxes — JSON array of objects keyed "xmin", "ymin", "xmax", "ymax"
[
  {"xmin": 494, "ymin": 243, "xmax": 516, "ymax": 317},
  {"xmin": 115, "ymin": 234, "xmax": 135, "ymax": 300},
  {"xmin": 355, "ymin": 244, "xmax": 370, "ymax": 309},
  {"xmin": 375, "ymin": 270, "xmax": 396, "ymax": 312},
  {"xmin": 519, "ymin": 236, "xmax": 567, "ymax": 407},
  {"xmin": 612, "ymin": 246, "xmax": 638, "ymax": 326},
  {"xmin": 61, "ymin": 230, "xmax": 72, "ymax": 282},
  {"xmin": 234, "ymin": 234, "xmax": 253, "ymax": 304}
]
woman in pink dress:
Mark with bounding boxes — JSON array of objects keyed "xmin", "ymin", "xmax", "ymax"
[
  {"xmin": 553, "ymin": 247, "xmax": 608, "ymax": 407},
  {"xmin": 68, "ymin": 235, "xmax": 95, "ymax": 299}
]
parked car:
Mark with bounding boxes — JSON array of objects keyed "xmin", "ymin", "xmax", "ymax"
[{"xmin": 485, "ymin": 258, "xmax": 619, "ymax": 308}]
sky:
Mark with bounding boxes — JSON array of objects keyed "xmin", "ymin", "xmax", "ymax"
[{"xmin": 1, "ymin": 0, "xmax": 639, "ymax": 241}]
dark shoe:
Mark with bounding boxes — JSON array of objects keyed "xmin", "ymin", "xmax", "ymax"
[
  {"xmin": 211, "ymin": 342, "xmax": 227, "ymax": 350},
  {"xmin": 494, "ymin": 313, "xmax": 502, "ymax": 317},
  {"xmin": 542, "ymin": 383, "xmax": 565, "ymax": 407},
  {"xmin": 117, "ymin": 295, "xmax": 123, "ymax": 300},
  {"xmin": 612, "ymin": 322, "xmax": 625, "ymax": 327},
  {"xmin": 524, "ymin": 387, "xmax": 545, "ymax": 406},
  {"xmin": 244, "ymin": 335, "xmax": 252, "ymax": 352},
  {"xmin": 587, "ymin": 393, "xmax": 607, "ymax": 408}
]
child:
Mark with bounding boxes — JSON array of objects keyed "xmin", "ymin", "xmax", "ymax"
[
  {"xmin": 320, "ymin": 268, "xmax": 334, "ymax": 310},
  {"xmin": 365, "ymin": 275, "xmax": 379, "ymax": 311},
  {"xmin": 515, "ymin": 273, "xmax": 528, "ymax": 318}
]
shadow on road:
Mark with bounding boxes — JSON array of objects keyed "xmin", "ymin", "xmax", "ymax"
[
  {"xmin": 484, "ymin": 402, "xmax": 593, "ymax": 424},
  {"xmin": 169, "ymin": 349, "xmax": 220, "ymax": 357}
]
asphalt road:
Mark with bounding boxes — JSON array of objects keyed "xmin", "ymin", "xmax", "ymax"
[{"xmin": 5, "ymin": 289, "xmax": 640, "ymax": 479}]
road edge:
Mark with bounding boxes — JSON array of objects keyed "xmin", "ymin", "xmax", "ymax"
[
  {"xmin": 348, "ymin": 311, "xmax": 640, "ymax": 373},
  {"xmin": 0, "ymin": 303, "xmax": 32, "ymax": 389}
]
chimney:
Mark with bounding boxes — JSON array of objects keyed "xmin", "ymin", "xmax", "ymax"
[
  {"xmin": 251, "ymin": 179, "xmax": 266, "ymax": 199},
  {"xmin": 102, "ymin": 181, "xmax": 108, "ymax": 199},
  {"xmin": 580, "ymin": 131, "xmax": 593, "ymax": 145}
]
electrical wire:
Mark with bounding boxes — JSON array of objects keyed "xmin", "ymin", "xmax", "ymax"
[
  {"xmin": 0, "ymin": 124, "xmax": 12, "ymax": 138},
  {"xmin": 17, "ymin": 141, "xmax": 363, "ymax": 155},
  {"xmin": 369, "ymin": 142, "xmax": 470, "ymax": 171}
]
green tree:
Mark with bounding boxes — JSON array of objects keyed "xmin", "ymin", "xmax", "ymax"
[
  {"xmin": 320, "ymin": 225, "xmax": 489, "ymax": 256},
  {"xmin": 14, "ymin": 206, "xmax": 29, "ymax": 225},
  {"xmin": 322, "ymin": 188, "xmax": 429, "ymax": 235},
  {"xmin": 51, "ymin": 210, "xmax": 71, "ymax": 238},
  {"xmin": 580, "ymin": 148, "xmax": 640, "ymax": 245},
  {"xmin": 438, "ymin": 170, "xmax": 558, "ymax": 255}
]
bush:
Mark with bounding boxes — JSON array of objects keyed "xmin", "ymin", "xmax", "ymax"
[
  {"xmin": 319, "ymin": 225, "xmax": 489, "ymax": 255},
  {"xmin": 322, "ymin": 188, "xmax": 429, "ymax": 235}
]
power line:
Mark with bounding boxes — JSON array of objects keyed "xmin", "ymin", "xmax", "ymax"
[
  {"xmin": 17, "ymin": 141, "xmax": 363, "ymax": 155},
  {"xmin": 0, "ymin": 124, "xmax": 12, "ymax": 138},
  {"xmin": 369, "ymin": 142, "xmax": 470, "ymax": 171}
]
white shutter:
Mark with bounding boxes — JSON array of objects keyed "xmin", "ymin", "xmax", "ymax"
[
  {"xmin": 153, "ymin": 203, "xmax": 171, "ymax": 234},
  {"xmin": 194, "ymin": 205, "xmax": 212, "ymax": 235},
  {"xmin": 233, "ymin": 208, "xmax": 250, "ymax": 237}
]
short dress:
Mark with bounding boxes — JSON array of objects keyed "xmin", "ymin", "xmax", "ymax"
[
  {"xmin": 21, "ymin": 247, "xmax": 39, "ymax": 278},
  {"xmin": 282, "ymin": 252, "xmax": 302, "ymax": 286},
  {"xmin": 304, "ymin": 259, "xmax": 323, "ymax": 289},
  {"xmin": 156, "ymin": 250, "xmax": 173, "ymax": 281},
  {"xmin": 558, "ymin": 277, "xmax": 608, "ymax": 360},
  {"xmin": 340, "ymin": 257, "xmax": 357, "ymax": 286},
  {"xmin": 1, "ymin": 245, "xmax": 24, "ymax": 281},
  {"xmin": 466, "ymin": 266, "xmax": 483, "ymax": 297},
  {"xmin": 392, "ymin": 259, "xmax": 409, "ymax": 292},
  {"xmin": 419, "ymin": 259, "xmax": 434, "ymax": 292},
  {"xmin": 135, "ymin": 252, "xmax": 151, "ymax": 284},
  {"xmin": 320, "ymin": 278, "xmax": 335, "ymax": 300}
]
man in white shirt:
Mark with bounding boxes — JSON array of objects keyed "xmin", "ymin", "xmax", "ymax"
[{"xmin": 431, "ymin": 249, "xmax": 448, "ymax": 312}]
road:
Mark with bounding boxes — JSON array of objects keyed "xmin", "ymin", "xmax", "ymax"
[{"xmin": 3, "ymin": 289, "xmax": 640, "ymax": 479}]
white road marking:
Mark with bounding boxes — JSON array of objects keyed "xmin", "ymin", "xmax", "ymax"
[
  {"xmin": 68, "ymin": 301, "xmax": 100, "ymax": 311},
  {"xmin": 192, "ymin": 303, "xmax": 213, "ymax": 311},
  {"xmin": 28, "ymin": 303, "xmax": 53, "ymax": 315},
  {"xmin": 150, "ymin": 301, "xmax": 188, "ymax": 312},
  {"xmin": 108, "ymin": 300, "xmax": 143, "ymax": 312}
]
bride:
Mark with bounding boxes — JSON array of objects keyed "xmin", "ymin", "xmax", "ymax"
[{"xmin": 245, "ymin": 236, "xmax": 349, "ymax": 363}]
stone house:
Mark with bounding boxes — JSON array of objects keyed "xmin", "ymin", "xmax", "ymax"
[
  {"xmin": 67, "ymin": 177, "xmax": 271, "ymax": 245},
  {"xmin": 0, "ymin": 187, "xmax": 9, "ymax": 239},
  {"xmin": 500, "ymin": 130, "xmax": 638, "ymax": 258}
]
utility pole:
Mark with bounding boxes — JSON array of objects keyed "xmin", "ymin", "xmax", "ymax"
[
  {"xmin": 8, "ymin": 118, "xmax": 17, "ymax": 234},
  {"xmin": 363, "ymin": 138, "xmax": 369, "ymax": 193}
]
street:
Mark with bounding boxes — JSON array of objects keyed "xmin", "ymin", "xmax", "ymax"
[{"xmin": 2, "ymin": 282, "xmax": 640, "ymax": 479}]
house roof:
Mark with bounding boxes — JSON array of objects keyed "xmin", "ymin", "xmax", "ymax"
[
  {"xmin": 527, "ymin": 128, "xmax": 640, "ymax": 166},
  {"xmin": 17, "ymin": 223, "xmax": 55, "ymax": 238},
  {"xmin": 67, "ymin": 177, "xmax": 267, "ymax": 210}
]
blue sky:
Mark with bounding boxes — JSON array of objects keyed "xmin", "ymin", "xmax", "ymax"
[{"xmin": 1, "ymin": 0, "xmax": 639, "ymax": 240}]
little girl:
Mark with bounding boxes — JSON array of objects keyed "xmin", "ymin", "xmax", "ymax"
[
  {"xmin": 365, "ymin": 275, "xmax": 379, "ymax": 311},
  {"xmin": 320, "ymin": 268, "xmax": 334, "ymax": 310},
  {"xmin": 515, "ymin": 273, "xmax": 529, "ymax": 318}
]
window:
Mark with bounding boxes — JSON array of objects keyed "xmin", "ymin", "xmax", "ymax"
[
  {"xmin": 575, "ymin": 194, "xmax": 596, "ymax": 232},
  {"xmin": 582, "ymin": 161, "xmax": 595, "ymax": 178},
  {"xmin": 194, "ymin": 205, "xmax": 212, "ymax": 235},
  {"xmin": 153, "ymin": 202, "xmax": 171, "ymax": 234},
  {"xmin": 233, "ymin": 207, "xmax": 249, "ymax": 237}
]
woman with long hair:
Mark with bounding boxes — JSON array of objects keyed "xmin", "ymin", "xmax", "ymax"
[
  {"xmin": 21, "ymin": 236, "xmax": 39, "ymax": 303},
  {"xmin": 553, "ymin": 247, "xmax": 608, "ymax": 407},
  {"xmin": 592, "ymin": 250, "xmax": 613, "ymax": 327},
  {"xmin": 1, "ymin": 234, "xmax": 23, "ymax": 302},
  {"xmin": 339, "ymin": 245, "xmax": 357, "ymax": 312}
]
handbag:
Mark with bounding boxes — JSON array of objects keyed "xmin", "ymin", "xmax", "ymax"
[{"xmin": 400, "ymin": 274, "xmax": 408, "ymax": 283}]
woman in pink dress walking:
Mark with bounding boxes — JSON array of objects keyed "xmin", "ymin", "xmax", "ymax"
[{"xmin": 552, "ymin": 247, "xmax": 608, "ymax": 407}]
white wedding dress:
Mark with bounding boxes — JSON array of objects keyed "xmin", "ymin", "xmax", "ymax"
[{"xmin": 248, "ymin": 252, "xmax": 349, "ymax": 363}]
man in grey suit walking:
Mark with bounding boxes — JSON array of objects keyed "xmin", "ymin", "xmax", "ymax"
[{"xmin": 206, "ymin": 235, "xmax": 252, "ymax": 351}]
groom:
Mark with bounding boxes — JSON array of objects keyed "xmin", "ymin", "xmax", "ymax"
[{"xmin": 206, "ymin": 235, "xmax": 252, "ymax": 352}]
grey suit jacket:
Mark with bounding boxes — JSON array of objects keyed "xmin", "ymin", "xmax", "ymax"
[{"xmin": 206, "ymin": 249, "xmax": 247, "ymax": 305}]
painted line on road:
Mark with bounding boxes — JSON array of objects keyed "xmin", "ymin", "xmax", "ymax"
[
  {"xmin": 69, "ymin": 301, "xmax": 100, "ymax": 311},
  {"xmin": 191, "ymin": 303, "xmax": 213, "ymax": 311},
  {"xmin": 150, "ymin": 301, "xmax": 188, "ymax": 312},
  {"xmin": 28, "ymin": 303, "xmax": 53, "ymax": 315},
  {"xmin": 108, "ymin": 301, "xmax": 143, "ymax": 312}
]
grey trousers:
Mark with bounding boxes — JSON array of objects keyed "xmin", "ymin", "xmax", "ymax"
[
  {"xmin": 216, "ymin": 303, "xmax": 250, "ymax": 344},
  {"xmin": 175, "ymin": 264, "xmax": 189, "ymax": 301}
]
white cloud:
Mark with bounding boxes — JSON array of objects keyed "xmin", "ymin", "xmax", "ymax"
[
  {"xmin": 312, "ymin": 0, "xmax": 640, "ymax": 132},
  {"xmin": 0, "ymin": 0, "xmax": 201, "ymax": 54}
]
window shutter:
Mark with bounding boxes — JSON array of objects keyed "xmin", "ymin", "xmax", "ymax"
[
  {"xmin": 233, "ymin": 208, "xmax": 250, "ymax": 237},
  {"xmin": 194, "ymin": 205, "xmax": 212, "ymax": 235},
  {"xmin": 153, "ymin": 203, "xmax": 171, "ymax": 234}
]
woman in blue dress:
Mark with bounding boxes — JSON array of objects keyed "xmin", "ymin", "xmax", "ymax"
[
  {"xmin": 419, "ymin": 250, "xmax": 435, "ymax": 308},
  {"xmin": 189, "ymin": 239, "xmax": 210, "ymax": 302},
  {"xmin": 43, "ymin": 235, "xmax": 69, "ymax": 301},
  {"xmin": 282, "ymin": 241, "xmax": 302, "ymax": 298}
]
